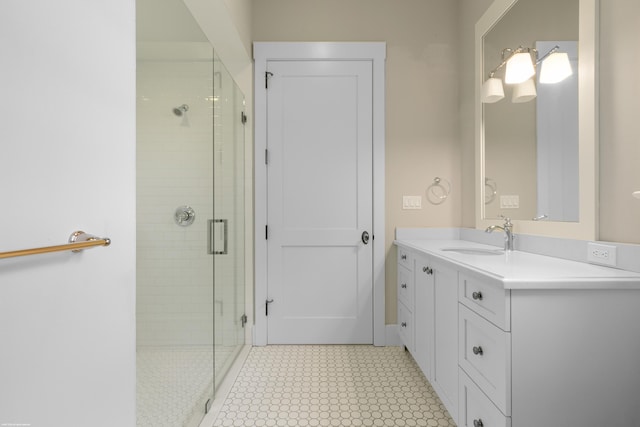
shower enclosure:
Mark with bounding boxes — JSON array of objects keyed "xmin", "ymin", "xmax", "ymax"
[{"xmin": 136, "ymin": 1, "xmax": 246, "ymax": 426}]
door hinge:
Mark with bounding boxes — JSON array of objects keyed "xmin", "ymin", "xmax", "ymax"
[
  {"xmin": 265, "ymin": 225, "xmax": 268, "ymax": 240},
  {"xmin": 265, "ymin": 71, "xmax": 273, "ymax": 89},
  {"xmin": 265, "ymin": 148, "xmax": 268, "ymax": 165},
  {"xmin": 241, "ymin": 314, "xmax": 248, "ymax": 328},
  {"xmin": 241, "ymin": 111, "xmax": 247, "ymax": 125}
]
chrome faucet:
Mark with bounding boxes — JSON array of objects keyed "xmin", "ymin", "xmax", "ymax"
[{"xmin": 485, "ymin": 217, "xmax": 515, "ymax": 251}]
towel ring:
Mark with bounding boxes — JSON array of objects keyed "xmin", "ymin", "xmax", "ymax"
[
  {"xmin": 485, "ymin": 177, "xmax": 497, "ymax": 204},
  {"xmin": 427, "ymin": 177, "xmax": 451, "ymax": 205}
]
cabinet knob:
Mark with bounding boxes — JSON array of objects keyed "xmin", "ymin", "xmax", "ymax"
[
  {"xmin": 473, "ymin": 420, "xmax": 484, "ymax": 427},
  {"xmin": 472, "ymin": 346, "xmax": 484, "ymax": 356},
  {"xmin": 472, "ymin": 291, "xmax": 483, "ymax": 301},
  {"xmin": 401, "ymin": 283, "xmax": 407, "ymax": 289},
  {"xmin": 401, "ymin": 322, "xmax": 407, "ymax": 328},
  {"xmin": 401, "ymin": 254, "xmax": 407, "ymax": 260}
]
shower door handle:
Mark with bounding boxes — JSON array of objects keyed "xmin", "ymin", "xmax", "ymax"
[{"xmin": 208, "ymin": 219, "xmax": 228, "ymax": 255}]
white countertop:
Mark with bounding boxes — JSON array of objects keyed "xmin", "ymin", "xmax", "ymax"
[{"xmin": 395, "ymin": 239, "xmax": 640, "ymax": 289}]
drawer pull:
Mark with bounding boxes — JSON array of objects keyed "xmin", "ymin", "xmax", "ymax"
[
  {"xmin": 401, "ymin": 322, "xmax": 407, "ymax": 328},
  {"xmin": 401, "ymin": 254, "xmax": 407, "ymax": 260},
  {"xmin": 472, "ymin": 291, "xmax": 483, "ymax": 301},
  {"xmin": 401, "ymin": 283, "xmax": 407, "ymax": 289},
  {"xmin": 473, "ymin": 420, "xmax": 484, "ymax": 427},
  {"xmin": 472, "ymin": 346, "xmax": 484, "ymax": 356}
]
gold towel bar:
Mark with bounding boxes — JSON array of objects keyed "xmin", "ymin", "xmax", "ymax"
[{"xmin": 0, "ymin": 231, "xmax": 111, "ymax": 260}]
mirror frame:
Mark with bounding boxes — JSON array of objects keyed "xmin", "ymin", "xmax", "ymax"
[{"xmin": 475, "ymin": 0, "xmax": 599, "ymax": 240}]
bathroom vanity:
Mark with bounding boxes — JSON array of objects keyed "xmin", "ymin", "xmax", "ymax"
[{"xmin": 395, "ymin": 238, "xmax": 640, "ymax": 427}]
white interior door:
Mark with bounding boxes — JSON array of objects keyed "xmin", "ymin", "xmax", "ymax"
[{"xmin": 265, "ymin": 60, "xmax": 373, "ymax": 344}]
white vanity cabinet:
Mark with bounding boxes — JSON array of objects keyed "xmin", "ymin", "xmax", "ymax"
[
  {"xmin": 396, "ymin": 247, "xmax": 414, "ymax": 352},
  {"xmin": 430, "ymin": 258, "xmax": 459, "ymax": 421},
  {"xmin": 397, "ymin": 249, "xmax": 459, "ymax": 424},
  {"xmin": 395, "ymin": 239, "xmax": 640, "ymax": 427},
  {"xmin": 413, "ymin": 253, "xmax": 434, "ymax": 379},
  {"xmin": 457, "ymin": 273, "xmax": 512, "ymax": 426}
]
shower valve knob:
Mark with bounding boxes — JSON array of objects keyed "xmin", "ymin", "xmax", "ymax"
[{"xmin": 175, "ymin": 206, "xmax": 196, "ymax": 226}]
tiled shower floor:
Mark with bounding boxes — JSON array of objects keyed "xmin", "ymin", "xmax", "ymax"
[
  {"xmin": 137, "ymin": 346, "xmax": 235, "ymax": 427},
  {"xmin": 212, "ymin": 345, "xmax": 456, "ymax": 427}
]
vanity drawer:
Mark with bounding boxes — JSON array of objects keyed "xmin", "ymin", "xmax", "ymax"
[
  {"xmin": 397, "ymin": 301, "xmax": 414, "ymax": 352},
  {"xmin": 459, "ymin": 370, "xmax": 511, "ymax": 427},
  {"xmin": 459, "ymin": 272, "xmax": 510, "ymax": 331},
  {"xmin": 459, "ymin": 304, "xmax": 511, "ymax": 415},
  {"xmin": 397, "ymin": 247, "xmax": 414, "ymax": 270},
  {"xmin": 397, "ymin": 265, "xmax": 414, "ymax": 311}
]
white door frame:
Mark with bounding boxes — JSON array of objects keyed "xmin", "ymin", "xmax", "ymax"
[{"xmin": 253, "ymin": 42, "xmax": 386, "ymax": 346}]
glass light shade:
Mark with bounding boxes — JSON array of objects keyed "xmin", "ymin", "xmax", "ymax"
[
  {"xmin": 505, "ymin": 52, "xmax": 535, "ymax": 84},
  {"xmin": 481, "ymin": 77, "xmax": 504, "ymax": 103},
  {"xmin": 539, "ymin": 52, "xmax": 573, "ymax": 83},
  {"xmin": 512, "ymin": 78, "xmax": 537, "ymax": 103}
]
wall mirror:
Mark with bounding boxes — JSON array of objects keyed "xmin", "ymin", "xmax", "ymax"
[{"xmin": 475, "ymin": 0, "xmax": 598, "ymax": 240}]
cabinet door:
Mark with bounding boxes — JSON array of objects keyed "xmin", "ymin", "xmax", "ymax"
[
  {"xmin": 432, "ymin": 260, "xmax": 459, "ymax": 423},
  {"xmin": 397, "ymin": 300, "xmax": 414, "ymax": 351},
  {"xmin": 397, "ymin": 264, "xmax": 414, "ymax": 311},
  {"xmin": 414, "ymin": 254, "xmax": 434, "ymax": 380}
]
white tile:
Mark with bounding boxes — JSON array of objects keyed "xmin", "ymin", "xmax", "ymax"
[{"xmin": 212, "ymin": 346, "xmax": 455, "ymax": 427}]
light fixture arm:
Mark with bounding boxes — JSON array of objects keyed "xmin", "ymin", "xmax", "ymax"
[
  {"xmin": 535, "ymin": 45, "xmax": 560, "ymax": 65},
  {"xmin": 487, "ymin": 44, "xmax": 562, "ymax": 79},
  {"xmin": 487, "ymin": 46, "xmax": 531, "ymax": 78}
]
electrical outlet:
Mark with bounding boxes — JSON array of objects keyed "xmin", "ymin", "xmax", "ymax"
[{"xmin": 587, "ymin": 242, "xmax": 617, "ymax": 267}]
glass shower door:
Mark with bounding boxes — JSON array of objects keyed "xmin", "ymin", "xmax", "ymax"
[
  {"xmin": 136, "ymin": 0, "xmax": 216, "ymax": 425},
  {"xmin": 212, "ymin": 56, "xmax": 246, "ymax": 387},
  {"xmin": 136, "ymin": 47, "xmax": 216, "ymax": 426},
  {"xmin": 136, "ymin": 1, "xmax": 246, "ymax": 426}
]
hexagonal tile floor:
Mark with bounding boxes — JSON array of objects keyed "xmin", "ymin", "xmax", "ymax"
[{"xmin": 212, "ymin": 345, "xmax": 455, "ymax": 427}]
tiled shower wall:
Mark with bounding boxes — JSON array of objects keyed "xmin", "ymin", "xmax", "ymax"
[{"xmin": 137, "ymin": 59, "xmax": 215, "ymax": 347}]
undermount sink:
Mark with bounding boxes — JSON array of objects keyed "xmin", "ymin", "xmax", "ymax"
[{"xmin": 441, "ymin": 247, "xmax": 504, "ymax": 256}]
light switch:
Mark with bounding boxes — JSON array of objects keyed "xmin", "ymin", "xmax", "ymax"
[
  {"xmin": 500, "ymin": 195, "xmax": 520, "ymax": 209},
  {"xmin": 402, "ymin": 196, "xmax": 422, "ymax": 210}
]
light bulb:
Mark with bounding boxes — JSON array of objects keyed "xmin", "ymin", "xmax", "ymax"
[
  {"xmin": 481, "ymin": 78, "xmax": 504, "ymax": 103},
  {"xmin": 505, "ymin": 52, "xmax": 535, "ymax": 84},
  {"xmin": 539, "ymin": 52, "xmax": 573, "ymax": 84},
  {"xmin": 512, "ymin": 78, "xmax": 537, "ymax": 103}
]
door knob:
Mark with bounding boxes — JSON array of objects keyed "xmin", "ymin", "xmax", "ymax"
[{"xmin": 362, "ymin": 231, "xmax": 370, "ymax": 244}]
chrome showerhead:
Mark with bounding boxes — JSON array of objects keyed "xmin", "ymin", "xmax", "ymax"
[{"xmin": 173, "ymin": 104, "xmax": 189, "ymax": 116}]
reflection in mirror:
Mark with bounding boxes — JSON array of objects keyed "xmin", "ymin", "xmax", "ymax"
[
  {"xmin": 482, "ymin": 0, "xmax": 579, "ymax": 222},
  {"xmin": 476, "ymin": 0, "xmax": 598, "ymax": 240}
]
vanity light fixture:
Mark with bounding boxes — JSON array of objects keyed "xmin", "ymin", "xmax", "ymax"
[
  {"xmin": 481, "ymin": 76, "xmax": 505, "ymax": 103},
  {"xmin": 512, "ymin": 78, "xmax": 537, "ymax": 103},
  {"xmin": 482, "ymin": 44, "xmax": 572, "ymax": 104},
  {"xmin": 539, "ymin": 51, "xmax": 573, "ymax": 83},
  {"xmin": 504, "ymin": 50, "xmax": 535, "ymax": 84}
]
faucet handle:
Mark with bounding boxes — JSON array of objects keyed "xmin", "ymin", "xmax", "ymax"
[{"xmin": 498, "ymin": 214, "xmax": 512, "ymax": 226}]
